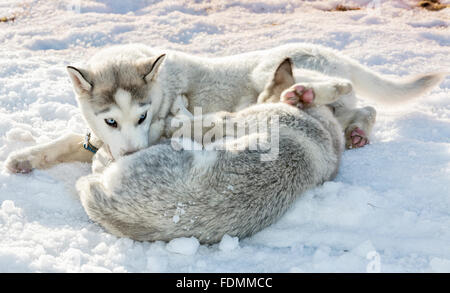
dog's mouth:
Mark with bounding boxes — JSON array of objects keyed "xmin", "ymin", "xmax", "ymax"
[
  {"xmin": 105, "ymin": 143, "xmax": 141, "ymax": 160},
  {"xmin": 122, "ymin": 150, "xmax": 138, "ymax": 156},
  {"xmin": 104, "ymin": 144, "xmax": 115, "ymax": 160}
]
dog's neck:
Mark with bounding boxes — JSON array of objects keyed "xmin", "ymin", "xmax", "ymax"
[
  {"xmin": 154, "ymin": 53, "xmax": 194, "ymax": 119},
  {"xmin": 147, "ymin": 53, "xmax": 199, "ymax": 142},
  {"xmin": 159, "ymin": 52, "xmax": 222, "ymax": 112}
]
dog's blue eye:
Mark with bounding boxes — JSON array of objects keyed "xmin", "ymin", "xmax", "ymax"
[
  {"xmin": 105, "ymin": 118, "xmax": 117, "ymax": 128},
  {"xmin": 138, "ymin": 112, "xmax": 147, "ymax": 125}
]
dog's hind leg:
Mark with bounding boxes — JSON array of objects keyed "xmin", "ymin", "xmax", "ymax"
[
  {"xmin": 280, "ymin": 81, "xmax": 353, "ymax": 109},
  {"xmin": 4, "ymin": 132, "xmax": 98, "ymax": 173},
  {"xmin": 344, "ymin": 107, "xmax": 376, "ymax": 149}
]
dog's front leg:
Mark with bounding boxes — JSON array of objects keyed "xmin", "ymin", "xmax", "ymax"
[{"xmin": 5, "ymin": 132, "xmax": 98, "ymax": 173}]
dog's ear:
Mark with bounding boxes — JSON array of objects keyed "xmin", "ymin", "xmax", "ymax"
[
  {"xmin": 273, "ymin": 58, "xmax": 295, "ymax": 88},
  {"xmin": 138, "ymin": 54, "xmax": 166, "ymax": 83},
  {"xmin": 257, "ymin": 58, "xmax": 295, "ymax": 103},
  {"xmin": 67, "ymin": 66, "xmax": 93, "ymax": 95}
]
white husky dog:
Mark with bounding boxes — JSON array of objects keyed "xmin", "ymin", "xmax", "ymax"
[
  {"xmin": 5, "ymin": 43, "xmax": 444, "ymax": 173},
  {"xmin": 76, "ymin": 59, "xmax": 345, "ymax": 243}
]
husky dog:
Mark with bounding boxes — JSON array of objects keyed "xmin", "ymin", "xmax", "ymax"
[
  {"xmin": 76, "ymin": 59, "xmax": 345, "ymax": 243},
  {"xmin": 5, "ymin": 43, "xmax": 444, "ymax": 173}
]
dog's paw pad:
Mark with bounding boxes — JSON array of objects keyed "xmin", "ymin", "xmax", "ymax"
[
  {"xmin": 281, "ymin": 84, "xmax": 315, "ymax": 109},
  {"xmin": 346, "ymin": 127, "xmax": 369, "ymax": 149},
  {"xmin": 5, "ymin": 157, "xmax": 33, "ymax": 174}
]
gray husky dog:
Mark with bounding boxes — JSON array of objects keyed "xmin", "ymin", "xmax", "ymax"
[
  {"xmin": 5, "ymin": 43, "xmax": 445, "ymax": 173},
  {"xmin": 76, "ymin": 59, "xmax": 345, "ymax": 244}
]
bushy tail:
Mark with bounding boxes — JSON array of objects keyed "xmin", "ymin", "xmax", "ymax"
[
  {"xmin": 350, "ymin": 68, "xmax": 446, "ymax": 104},
  {"xmin": 282, "ymin": 43, "xmax": 447, "ymax": 105}
]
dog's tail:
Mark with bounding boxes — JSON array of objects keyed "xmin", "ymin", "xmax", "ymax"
[
  {"xmin": 284, "ymin": 43, "xmax": 447, "ymax": 104},
  {"xmin": 348, "ymin": 66, "xmax": 446, "ymax": 105}
]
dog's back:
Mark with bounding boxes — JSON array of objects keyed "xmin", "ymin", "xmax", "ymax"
[{"xmin": 76, "ymin": 101, "xmax": 343, "ymax": 243}]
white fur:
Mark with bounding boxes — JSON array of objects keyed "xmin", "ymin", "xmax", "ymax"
[
  {"xmin": 4, "ymin": 43, "xmax": 445, "ymax": 173},
  {"xmin": 87, "ymin": 88, "xmax": 153, "ymax": 159}
]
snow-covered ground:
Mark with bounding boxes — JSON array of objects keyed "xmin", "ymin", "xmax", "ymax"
[{"xmin": 0, "ymin": 0, "xmax": 449, "ymax": 273}]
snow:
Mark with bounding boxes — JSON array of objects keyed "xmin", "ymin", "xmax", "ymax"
[
  {"xmin": 166, "ymin": 237, "xmax": 200, "ymax": 256},
  {"xmin": 0, "ymin": 0, "xmax": 449, "ymax": 272},
  {"xmin": 219, "ymin": 235, "xmax": 240, "ymax": 252}
]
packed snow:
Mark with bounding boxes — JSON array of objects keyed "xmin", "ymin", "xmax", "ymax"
[
  {"xmin": 219, "ymin": 235, "xmax": 240, "ymax": 252},
  {"xmin": 166, "ymin": 237, "xmax": 200, "ymax": 256},
  {"xmin": 0, "ymin": 0, "xmax": 449, "ymax": 272}
]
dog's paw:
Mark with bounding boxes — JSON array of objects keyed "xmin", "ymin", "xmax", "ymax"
[
  {"xmin": 281, "ymin": 84, "xmax": 315, "ymax": 109},
  {"xmin": 345, "ymin": 126, "xmax": 369, "ymax": 149},
  {"xmin": 320, "ymin": 81, "xmax": 353, "ymax": 103},
  {"xmin": 334, "ymin": 81, "xmax": 353, "ymax": 96},
  {"xmin": 281, "ymin": 81, "xmax": 353, "ymax": 108},
  {"xmin": 4, "ymin": 152, "xmax": 39, "ymax": 173}
]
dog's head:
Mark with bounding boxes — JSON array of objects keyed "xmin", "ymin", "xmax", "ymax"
[{"xmin": 67, "ymin": 48, "xmax": 166, "ymax": 159}]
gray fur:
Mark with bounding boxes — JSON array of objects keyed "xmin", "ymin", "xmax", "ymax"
[
  {"xmin": 76, "ymin": 62, "xmax": 344, "ymax": 244},
  {"xmin": 77, "ymin": 104, "xmax": 343, "ymax": 244}
]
